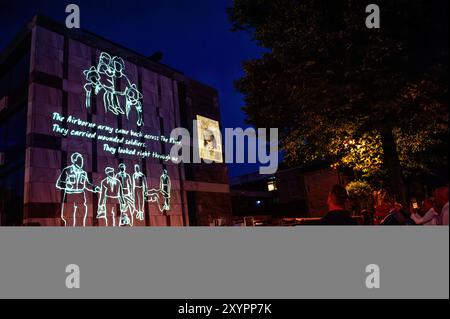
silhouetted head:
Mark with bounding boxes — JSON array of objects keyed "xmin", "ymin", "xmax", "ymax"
[
  {"xmin": 361, "ymin": 209, "xmax": 373, "ymax": 225},
  {"xmin": 434, "ymin": 186, "xmax": 449, "ymax": 208},
  {"xmin": 134, "ymin": 164, "xmax": 141, "ymax": 173},
  {"xmin": 421, "ymin": 198, "xmax": 434, "ymax": 214},
  {"xmin": 118, "ymin": 163, "xmax": 126, "ymax": 173},
  {"xmin": 327, "ymin": 184, "xmax": 348, "ymax": 210}
]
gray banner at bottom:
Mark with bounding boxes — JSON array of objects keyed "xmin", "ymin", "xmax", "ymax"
[{"xmin": 0, "ymin": 227, "xmax": 448, "ymax": 299}]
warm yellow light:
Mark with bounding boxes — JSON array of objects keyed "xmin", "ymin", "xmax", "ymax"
[
  {"xmin": 196, "ymin": 115, "xmax": 223, "ymax": 163},
  {"xmin": 267, "ymin": 180, "xmax": 277, "ymax": 192}
]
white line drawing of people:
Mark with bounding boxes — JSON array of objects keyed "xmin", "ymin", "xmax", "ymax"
[
  {"xmin": 132, "ymin": 164, "xmax": 148, "ymax": 221},
  {"xmin": 83, "ymin": 66, "xmax": 101, "ymax": 108},
  {"xmin": 100, "ymin": 54, "xmax": 125, "ymax": 115},
  {"xmin": 124, "ymin": 83, "xmax": 144, "ymax": 126},
  {"xmin": 56, "ymin": 152, "xmax": 99, "ymax": 227},
  {"xmin": 146, "ymin": 168, "xmax": 171, "ymax": 213},
  {"xmin": 116, "ymin": 163, "xmax": 135, "ymax": 226},
  {"xmin": 160, "ymin": 168, "xmax": 171, "ymax": 211},
  {"xmin": 82, "ymin": 51, "xmax": 144, "ymax": 126},
  {"xmin": 97, "ymin": 167, "xmax": 126, "ymax": 227},
  {"xmin": 146, "ymin": 187, "xmax": 163, "ymax": 213}
]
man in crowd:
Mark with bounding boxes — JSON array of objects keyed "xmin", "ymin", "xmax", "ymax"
[
  {"xmin": 434, "ymin": 186, "xmax": 449, "ymax": 225},
  {"xmin": 321, "ymin": 184, "xmax": 357, "ymax": 225},
  {"xmin": 410, "ymin": 198, "xmax": 439, "ymax": 225}
]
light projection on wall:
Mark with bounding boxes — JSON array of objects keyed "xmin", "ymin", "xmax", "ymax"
[
  {"xmin": 56, "ymin": 152, "xmax": 100, "ymax": 227},
  {"xmin": 51, "ymin": 111, "xmax": 180, "ymax": 162},
  {"xmin": 147, "ymin": 169, "xmax": 172, "ymax": 213},
  {"xmin": 196, "ymin": 115, "xmax": 223, "ymax": 163},
  {"xmin": 160, "ymin": 169, "xmax": 171, "ymax": 211},
  {"xmin": 116, "ymin": 163, "xmax": 135, "ymax": 226},
  {"xmin": 132, "ymin": 164, "xmax": 148, "ymax": 221},
  {"xmin": 97, "ymin": 166, "xmax": 126, "ymax": 227},
  {"xmin": 52, "ymin": 52, "xmax": 181, "ymax": 163},
  {"xmin": 56, "ymin": 153, "xmax": 172, "ymax": 227},
  {"xmin": 83, "ymin": 52, "xmax": 144, "ymax": 126}
]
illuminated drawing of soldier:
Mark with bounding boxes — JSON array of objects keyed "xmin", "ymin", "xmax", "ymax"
[
  {"xmin": 97, "ymin": 167, "xmax": 126, "ymax": 227},
  {"xmin": 56, "ymin": 152, "xmax": 99, "ymax": 227},
  {"xmin": 160, "ymin": 169, "xmax": 171, "ymax": 211},
  {"xmin": 132, "ymin": 164, "xmax": 148, "ymax": 221},
  {"xmin": 116, "ymin": 163, "xmax": 134, "ymax": 226}
]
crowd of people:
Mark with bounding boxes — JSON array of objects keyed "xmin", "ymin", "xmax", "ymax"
[{"xmin": 320, "ymin": 184, "xmax": 449, "ymax": 226}]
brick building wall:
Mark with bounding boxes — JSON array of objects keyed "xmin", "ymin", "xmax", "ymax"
[
  {"xmin": 0, "ymin": 15, "xmax": 232, "ymax": 226},
  {"xmin": 24, "ymin": 25, "xmax": 187, "ymax": 226}
]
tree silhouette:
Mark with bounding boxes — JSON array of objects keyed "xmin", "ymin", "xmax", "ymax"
[{"xmin": 229, "ymin": 0, "xmax": 448, "ymax": 204}]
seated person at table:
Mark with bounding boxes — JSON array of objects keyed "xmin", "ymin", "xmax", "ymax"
[{"xmin": 321, "ymin": 184, "xmax": 357, "ymax": 225}]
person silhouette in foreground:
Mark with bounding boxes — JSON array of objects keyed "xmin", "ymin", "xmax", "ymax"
[
  {"xmin": 320, "ymin": 184, "xmax": 357, "ymax": 225},
  {"xmin": 410, "ymin": 198, "xmax": 439, "ymax": 225},
  {"xmin": 434, "ymin": 186, "xmax": 449, "ymax": 225}
]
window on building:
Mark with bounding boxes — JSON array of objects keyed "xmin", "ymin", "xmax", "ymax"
[{"xmin": 267, "ymin": 180, "xmax": 277, "ymax": 192}]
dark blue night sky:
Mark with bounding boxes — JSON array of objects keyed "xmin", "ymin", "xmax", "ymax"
[{"xmin": 0, "ymin": 0, "xmax": 266, "ymax": 177}]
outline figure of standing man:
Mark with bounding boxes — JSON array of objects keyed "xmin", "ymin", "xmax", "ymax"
[
  {"xmin": 116, "ymin": 163, "xmax": 134, "ymax": 226},
  {"xmin": 132, "ymin": 164, "xmax": 148, "ymax": 221},
  {"xmin": 56, "ymin": 152, "xmax": 99, "ymax": 227},
  {"xmin": 160, "ymin": 168, "xmax": 171, "ymax": 212}
]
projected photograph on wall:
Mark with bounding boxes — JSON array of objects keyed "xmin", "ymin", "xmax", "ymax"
[{"xmin": 196, "ymin": 115, "xmax": 223, "ymax": 164}]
